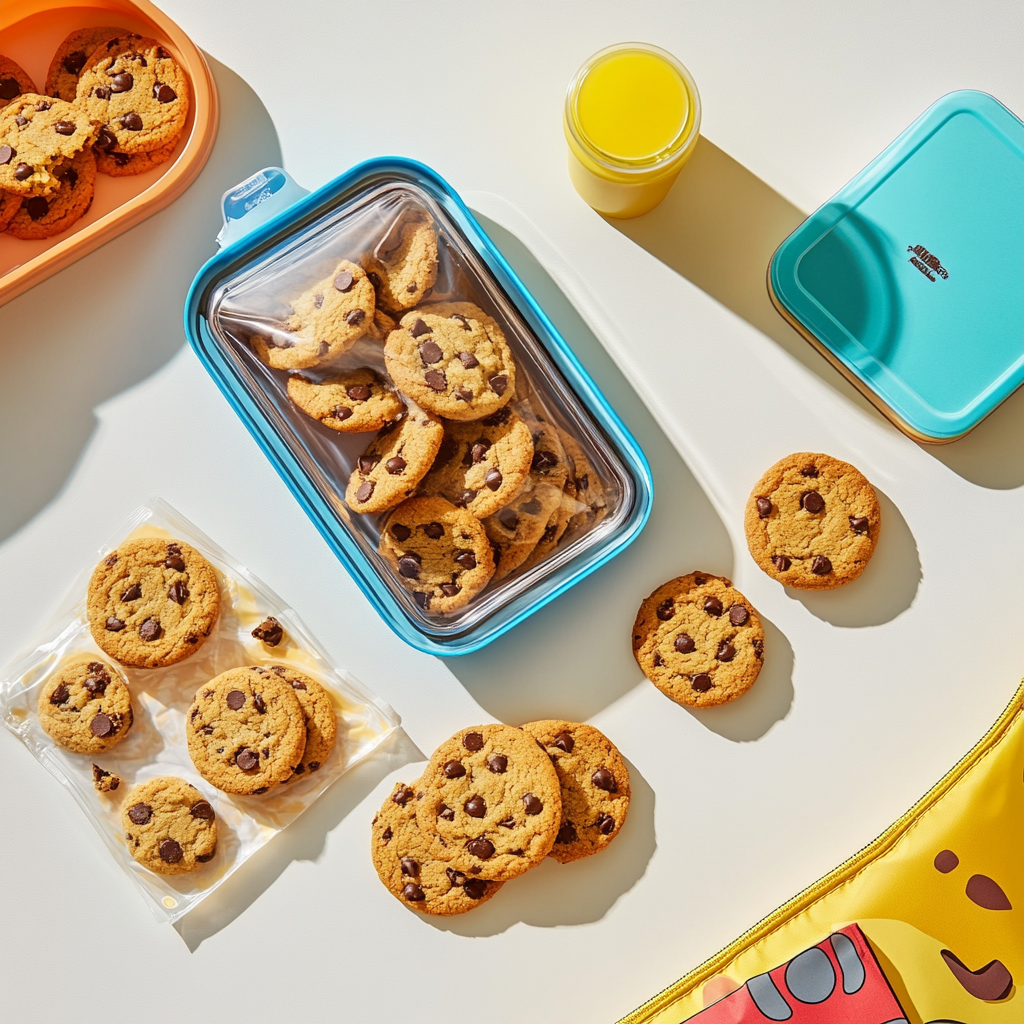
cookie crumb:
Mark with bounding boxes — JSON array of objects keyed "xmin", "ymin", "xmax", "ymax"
[{"xmin": 92, "ymin": 763, "xmax": 121, "ymax": 792}]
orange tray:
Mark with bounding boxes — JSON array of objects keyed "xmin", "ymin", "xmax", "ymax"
[{"xmin": 0, "ymin": 0, "xmax": 218, "ymax": 307}]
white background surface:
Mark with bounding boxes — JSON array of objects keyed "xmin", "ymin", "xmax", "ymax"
[{"xmin": 2, "ymin": 2, "xmax": 1024, "ymax": 1021}]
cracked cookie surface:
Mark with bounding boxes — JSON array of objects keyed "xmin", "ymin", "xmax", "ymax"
[{"xmin": 288, "ymin": 365, "xmax": 403, "ymax": 433}]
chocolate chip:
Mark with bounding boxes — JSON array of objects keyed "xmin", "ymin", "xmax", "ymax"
[
  {"xmin": 410, "ymin": 319, "xmax": 431, "ymax": 339},
  {"xmin": 771, "ymin": 555, "xmax": 791, "ymax": 572},
  {"xmin": 14, "ymin": 163, "xmax": 33, "ymax": 181},
  {"xmin": 849, "ymin": 516, "xmax": 869, "ymax": 534},
  {"xmin": 497, "ymin": 818, "xmax": 515, "ymax": 829},
  {"xmin": 344, "ymin": 308, "xmax": 365, "ymax": 326},
  {"xmin": 402, "ymin": 883, "xmax": 425, "ymax": 901},
  {"xmin": 96, "ymin": 126, "xmax": 117, "ymax": 150},
  {"xmin": 591, "ymin": 768, "xmax": 616, "ymax": 792},
  {"xmin": 439, "ymin": 583, "xmax": 462, "ymax": 598},
  {"xmin": 110, "ymin": 73, "xmax": 134, "ymax": 93},
  {"xmin": 469, "ymin": 441, "xmax": 490, "ymax": 464},
  {"xmin": 156, "ymin": 838, "xmax": 182, "ymax": 863},
  {"xmin": 383, "ymin": 456, "xmax": 405, "ymax": 476},
  {"xmin": 60, "ymin": 51, "xmax": 88, "ymax": 75},
  {"xmin": 332, "ymin": 270, "xmax": 354, "ymax": 292},
  {"xmin": 138, "ymin": 618, "xmax": 161, "ymax": 642},
  {"xmin": 398, "ymin": 555, "xmax": 421, "ymax": 578},
  {"xmin": 358, "ymin": 454, "xmax": 379, "ymax": 475},
  {"xmin": 125, "ymin": 805, "xmax": 153, "ymax": 830},
  {"xmin": 84, "ymin": 673, "xmax": 108, "ymax": 696},
  {"xmin": 465, "ymin": 795, "xmax": 486, "ymax": 817},
  {"xmin": 413, "ymin": 592, "xmax": 430, "ymax": 609},
  {"xmin": 443, "ymin": 760, "xmax": 466, "ymax": 779},
  {"xmin": 656, "ymin": 599, "xmax": 675, "ymax": 621},
  {"xmin": 487, "ymin": 754, "xmax": 508, "ymax": 773},
  {"xmin": 811, "ymin": 554, "xmax": 832, "ymax": 575},
  {"xmin": 392, "ymin": 786, "xmax": 414, "ymax": 806},
  {"xmin": 25, "ymin": 196, "xmax": 48, "ymax": 220},
  {"xmin": 168, "ymin": 580, "xmax": 189, "ymax": 605},
  {"xmin": 14, "ymin": 115, "xmax": 28, "ymax": 126},
  {"xmin": 46, "ymin": 681, "xmax": 70, "ymax": 707},
  {"xmin": 251, "ymin": 617, "xmax": 284, "ymax": 645},
  {"xmin": 596, "ymin": 813, "xmax": 616, "ymax": 835},
  {"xmin": 542, "ymin": 731, "xmax": 571, "ymax": 755},
  {"xmin": 400, "ymin": 857, "xmax": 419, "ymax": 877},
  {"xmin": 463, "ymin": 878, "xmax": 487, "ymax": 899},
  {"xmin": 424, "ymin": 369, "xmax": 447, "ymax": 391},
  {"xmin": 117, "ymin": 111, "xmax": 143, "ymax": 131},
  {"xmin": 196, "ymin": 852, "xmax": 215, "ymax": 863},
  {"xmin": 380, "ymin": 826, "xmax": 393, "ymax": 842},
  {"xmin": 802, "ymin": 491, "xmax": 825, "ymax": 513},
  {"xmin": 466, "ymin": 837, "xmax": 494, "ymax": 859},
  {"xmin": 702, "ymin": 596, "xmax": 723, "ymax": 617},
  {"xmin": 556, "ymin": 823, "xmax": 578, "ymax": 845},
  {"xmin": 674, "ymin": 633, "xmax": 695, "ymax": 653},
  {"xmin": 356, "ymin": 480, "xmax": 375, "ymax": 503},
  {"xmin": 253, "ymin": 694, "xmax": 266, "ymax": 714},
  {"xmin": 439, "ymin": 806, "xmax": 455, "ymax": 821},
  {"xmin": 153, "ymin": 83, "xmax": 177, "ymax": 103},
  {"xmin": 716, "ymin": 640, "xmax": 737, "ymax": 662},
  {"xmin": 691, "ymin": 673, "xmax": 713, "ymax": 692},
  {"xmin": 391, "ymin": 523, "xmax": 411, "ymax": 542},
  {"xmin": 520, "ymin": 498, "xmax": 542, "ymax": 515},
  {"xmin": 165, "ymin": 551, "xmax": 185, "ymax": 571},
  {"xmin": 345, "ymin": 383, "xmax": 371, "ymax": 402},
  {"xmin": 458, "ymin": 351, "xmax": 479, "ymax": 368},
  {"xmin": 463, "ymin": 732, "xmax": 484, "ymax": 751},
  {"xmin": 226, "ymin": 690, "xmax": 246, "ymax": 710},
  {"xmin": 0, "ymin": 144, "xmax": 13, "ymax": 165},
  {"xmin": 522, "ymin": 793, "xmax": 543, "ymax": 815},
  {"xmin": 94, "ymin": 86, "xmax": 111, "ymax": 99},
  {"xmin": 236, "ymin": 748, "xmax": 259, "ymax": 770},
  {"xmin": 488, "ymin": 374, "xmax": 508, "ymax": 395},
  {"xmin": 801, "ymin": 465, "xmax": 819, "ymax": 477},
  {"xmin": 729, "ymin": 604, "xmax": 749, "ymax": 626},
  {"xmin": 451, "ymin": 313, "xmax": 472, "ymax": 329},
  {"xmin": 484, "ymin": 468, "xmax": 503, "ymax": 491},
  {"xmin": 105, "ymin": 616, "xmax": 125, "ymax": 632},
  {"xmin": 756, "ymin": 496, "xmax": 772, "ymax": 518},
  {"xmin": 532, "ymin": 450, "xmax": 558, "ymax": 473},
  {"xmin": 191, "ymin": 800, "xmax": 215, "ymax": 820},
  {"xmin": 496, "ymin": 508, "xmax": 519, "ymax": 531},
  {"xmin": 406, "ymin": 282, "xmax": 418, "ymax": 293},
  {"xmin": 454, "ymin": 550, "xmax": 477, "ymax": 570},
  {"xmin": 454, "ymin": 489, "xmax": 476, "ymax": 507}
]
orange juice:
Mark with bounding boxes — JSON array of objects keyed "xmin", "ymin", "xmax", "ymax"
[{"xmin": 563, "ymin": 43, "xmax": 701, "ymax": 218}]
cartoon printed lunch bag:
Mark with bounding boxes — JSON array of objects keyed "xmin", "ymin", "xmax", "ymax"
[{"xmin": 620, "ymin": 685, "xmax": 1024, "ymax": 1024}]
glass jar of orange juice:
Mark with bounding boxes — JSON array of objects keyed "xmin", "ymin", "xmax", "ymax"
[{"xmin": 563, "ymin": 43, "xmax": 701, "ymax": 218}]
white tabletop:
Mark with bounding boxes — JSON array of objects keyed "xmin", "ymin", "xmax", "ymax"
[{"xmin": 3, "ymin": 2, "xmax": 1024, "ymax": 1021}]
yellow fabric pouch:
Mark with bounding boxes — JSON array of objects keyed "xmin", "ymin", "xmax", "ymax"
[{"xmin": 620, "ymin": 686, "xmax": 1024, "ymax": 1024}]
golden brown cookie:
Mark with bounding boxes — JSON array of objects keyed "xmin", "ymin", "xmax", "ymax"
[
  {"xmin": 44, "ymin": 27, "xmax": 129, "ymax": 101},
  {"xmin": 521, "ymin": 720, "xmax": 631, "ymax": 863},
  {"xmin": 185, "ymin": 667, "xmax": 306, "ymax": 796},
  {"xmin": 416, "ymin": 724, "xmax": 561, "ymax": 882},
  {"xmin": 37, "ymin": 656, "xmax": 132, "ymax": 755},
  {"xmin": 5, "ymin": 146, "xmax": 95, "ymax": 239},
  {"xmin": 632, "ymin": 572, "xmax": 765, "ymax": 708},
  {"xmin": 0, "ymin": 55, "xmax": 36, "ymax": 109},
  {"xmin": 384, "ymin": 301, "xmax": 516, "ymax": 422},
  {"xmin": 378, "ymin": 496, "xmax": 496, "ymax": 614},
  {"xmin": 94, "ymin": 133, "xmax": 178, "ymax": 176},
  {"xmin": 264, "ymin": 666, "xmax": 338, "ymax": 780},
  {"xmin": 87, "ymin": 538, "xmax": 220, "ymax": 669},
  {"xmin": 121, "ymin": 776, "xmax": 217, "ymax": 875},
  {"xmin": 287, "ymin": 366, "xmax": 404, "ymax": 433},
  {"xmin": 361, "ymin": 211, "xmax": 438, "ymax": 313},
  {"xmin": 372, "ymin": 779, "xmax": 504, "ymax": 916},
  {"xmin": 744, "ymin": 452, "xmax": 881, "ymax": 590},
  {"xmin": 92, "ymin": 763, "xmax": 121, "ymax": 792}
]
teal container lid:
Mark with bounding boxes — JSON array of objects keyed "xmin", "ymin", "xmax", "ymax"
[{"xmin": 769, "ymin": 90, "xmax": 1024, "ymax": 442}]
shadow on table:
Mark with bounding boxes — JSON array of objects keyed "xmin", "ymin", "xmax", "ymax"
[
  {"xmin": 442, "ymin": 214, "xmax": 736, "ymax": 725},
  {"xmin": 0, "ymin": 55, "xmax": 282, "ymax": 544},
  {"xmin": 174, "ymin": 727, "xmax": 425, "ymax": 952},
  {"xmin": 422, "ymin": 758, "xmax": 655, "ymax": 935}
]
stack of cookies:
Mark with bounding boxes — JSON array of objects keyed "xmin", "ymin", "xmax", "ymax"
[
  {"xmin": 0, "ymin": 29, "xmax": 190, "ymax": 239},
  {"xmin": 371, "ymin": 721, "xmax": 630, "ymax": 916},
  {"xmin": 250, "ymin": 209, "xmax": 608, "ymax": 614}
]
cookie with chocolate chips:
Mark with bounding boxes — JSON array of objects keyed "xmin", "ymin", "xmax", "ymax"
[
  {"xmin": 121, "ymin": 776, "xmax": 218, "ymax": 875},
  {"xmin": 419, "ymin": 406, "xmax": 535, "ymax": 518},
  {"xmin": 378, "ymin": 496, "xmax": 495, "ymax": 614},
  {"xmin": 5, "ymin": 145, "xmax": 95, "ymax": 239},
  {"xmin": 76, "ymin": 36, "xmax": 189, "ymax": 156},
  {"xmin": 383, "ymin": 301, "xmax": 516, "ymax": 422},
  {"xmin": 744, "ymin": 452, "xmax": 881, "ymax": 590},
  {"xmin": 372, "ymin": 778, "xmax": 504, "ymax": 916},
  {"xmin": 185, "ymin": 667, "xmax": 306, "ymax": 796},
  {"xmin": 37, "ymin": 655, "xmax": 133, "ymax": 755},
  {"xmin": 87, "ymin": 538, "xmax": 220, "ymax": 668},
  {"xmin": 346, "ymin": 401, "xmax": 444, "ymax": 514},
  {"xmin": 521, "ymin": 720, "xmax": 631, "ymax": 863},
  {"xmin": 287, "ymin": 366, "xmax": 404, "ymax": 433},
  {"xmin": 94, "ymin": 134, "xmax": 179, "ymax": 176},
  {"xmin": 0, "ymin": 55, "xmax": 36, "ymax": 110},
  {"xmin": 265, "ymin": 666, "xmax": 338, "ymax": 780},
  {"xmin": 44, "ymin": 27, "xmax": 129, "ymax": 101},
  {"xmin": 416, "ymin": 724, "xmax": 561, "ymax": 882},
  {"xmin": 361, "ymin": 211, "xmax": 438, "ymax": 313},
  {"xmin": 632, "ymin": 572, "xmax": 765, "ymax": 708}
]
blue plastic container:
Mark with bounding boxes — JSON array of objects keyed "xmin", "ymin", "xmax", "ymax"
[
  {"xmin": 769, "ymin": 90, "xmax": 1024, "ymax": 443},
  {"xmin": 185, "ymin": 159, "xmax": 652, "ymax": 655}
]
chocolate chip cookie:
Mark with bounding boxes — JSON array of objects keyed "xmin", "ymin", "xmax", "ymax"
[
  {"xmin": 0, "ymin": 55, "xmax": 36, "ymax": 109},
  {"xmin": 363, "ymin": 307, "xmax": 397, "ymax": 342},
  {"xmin": 559, "ymin": 429, "xmax": 608, "ymax": 538},
  {"xmin": 745, "ymin": 452, "xmax": 881, "ymax": 590},
  {"xmin": 87, "ymin": 538, "xmax": 220, "ymax": 669},
  {"xmin": 44, "ymin": 27, "xmax": 128, "ymax": 101},
  {"xmin": 384, "ymin": 301, "xmax": 516, "ymax": 422},
  {"xmin": 76, "ymin": 36, "xmax": 189, "ymax": 155},
  {"xmin": 521, "ymin": 721, "xmax": 631, "ymax": 863},
  {"xmin": 0, "ymin": 94, "xmax": 99, "ymax": 196},
  {"xmin": 519, "ymin": 476, "xmax": 576, "ymax": 574},
  {"xmin": 632, "ymin": 572, "xmax": 765, "ymax": 708},
  {"xmin": 419, "ymin": 406, "xmax": 535, "ymax": 518},
  {"xmin": 37, "ymin": 655, "xmax": 132, "ymax": 755},
  {"xmin": 265, "ymin": 666, "xmax": 337, "ymax": 780},
  {"xmin": 5, "ymin": 145, "xmax": 95, "ymax": 239},
  {"xmin": 287, "ymin": 366, "xmax": 404, "ymax": 433},
  {"xmin": 121, "ymin": 776, "xmax": 218, "ymax": 875},
  {"xmin": 378, "ymin": 497, "xmax": 496, "ymax": 614},
  {"xmin": 372, "ymin": 779, "xmax": 504, "ymax": 916},
  {"xmin": 186, "ymin": 666, "xmax": 306, "ymax": 796},
  {"xmin": 94, "ymin": 135, "xmax": 178, "ymax": 176},
  {"xmin": 345, "ymin": 402, "xmax": 444, "ymax": 513},
  {"xmin": 415, "ymin": 724, "xmax": 561, "ymax": 882},
  {"xmin": 361, "ymin": 211, "xmax": 438, "ymax": 313}
]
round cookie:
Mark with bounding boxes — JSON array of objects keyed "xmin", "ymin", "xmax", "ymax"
[
  {"xmin": 76, "ymin": 37, "xmax": 190, "ymax": 156},
  {"xmin": 419, "ymin": 406, "xmax": 535, "ymax": 518},
  {"xmin": 186, "ymin": 666, "xmax": 306, "ymax": 796},
  {"xmin": 744, "ymin": 452, "xmax": 881, "ymax": 590},
  {"xmin": 345, "ymin": 402, "xmax": 444, "ymax": 514},
  {"xmin": 416, "ymin": 724, "xmax": 561, "ymax": 882},
  {"xmin": 632, "ymin": 572, "xmax": 765, "ymax": 708},
  {"xmin": 0, "ymin": 55, "xmax": 36, "ymax": 109},
  {"xmin": 287, "ymin": 366, "xmax": 404, "ymax": 433},
  {"xmin": 521, "ymin": 721, "xmax": 631, "ymax": 863},
  {"xmin": 559, "ymin": 429, "xmax": 608, "ymax": 538},
  {"xmin": 383, "ymin": 301, "xmax": 516, "ymax": 422},
  {"xmin": 121, "ymin": 776, "xmax": 217, "ymax": 875},
  {"xmin": 37, "ymin": 656, "xmax": 132, "ymax": 755},
  {"xmin": 0, "ymin": 94, "xmax": 99, "ymax": 196},
  {"xmin": 6, "ymin": 146, "xmax": 95, "ymax": 239},
  {"xmin": 371, "ymin": 779, "xmax": 504, "ymax": 916},
  {"xmin": 94, "ymin": 134, "xmax": 178, "ymax": 176},
  {"xmin": 361, "ymin": 211, "xmax": 438, "ymax": 313},
  {"xmin": 378, "ymin": 496, "xmax": 496, "ymax": 614},
  {"xmin": 87, "ymin": 537, "xmax": 220, "ymax": 669},
  {"xmin": 44, "ymin": 27, "xmax": 128, "ymax": 101},
  {"xmin": 264, "ymin": 665, "xmax": 338, "ymax": 780}
]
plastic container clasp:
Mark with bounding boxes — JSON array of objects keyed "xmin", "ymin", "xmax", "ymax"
[{"xmin": 216, "ymin": 167, "xmax": 309, "ymax": 249}]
